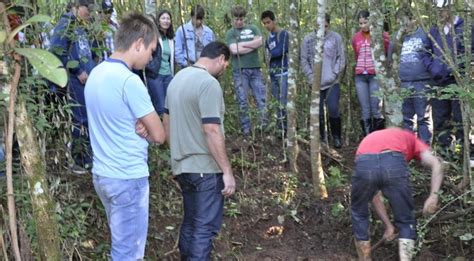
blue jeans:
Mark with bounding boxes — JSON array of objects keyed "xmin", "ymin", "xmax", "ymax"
[
  {"xmin": 431, "ymin": 89, "xmax": 463, "ymax": 148},
  {"xmin": 176, "ymin": 173, "xmax": 224, "ymax": 260},
  {"xmin": 93, "ymin": 175, "xmax": 149, "ymax": 260},
  {"xmin": 355, "ymin": 74, "xmax": 383, "ymax": 120},
  {"xmin": 320, "ymin": 84, "xmax": 341, "ymax": 137},
  {"xmin": 351, "ymin": 152, "xmax": 416, "ymax": 241},
  {"xmin": 232, "ymin": 68, "xmax": 267, "ymax": 134},
  {"xmin": 401, "ymin": 81, "xmax": 431, "ymax": 145},
  {"xmin": 69, "ymin": 77, "xmax": 92, "ymax": 166},
  {"xmin": 147, "ymin": 74, "xmax": 173, "ymax": 115},
  {"xmin": 270, "ymin": 72, "xmax": 288, "ymax": 131}
]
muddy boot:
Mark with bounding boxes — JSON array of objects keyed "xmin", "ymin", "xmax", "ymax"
[
  {"xmin": 329, "ymin": 117, "xmax": 342, "ymax": 148},
  {"xmin": 360, "ymin": 119, "xmax": 371, "ymax": 137},
  {"xmin": 355, "ymin": 240, "xmax": 371, "ymax": 261},
  {"xmin": 399, "ymin": 238, "xmax": 415, "ymax": 261},
  {"xmin": 372, "ymin": 118, "xmax": 385, "ymax": 132}
]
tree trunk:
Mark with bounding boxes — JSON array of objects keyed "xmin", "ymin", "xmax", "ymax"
[
  {"xmin": 15, "ymin": 96, "xmax": 61, "ymax": 260},
  {"xmin": 309, "ymin": 0, "xmax": 328, "ymax": 199},
  {"xmin": 286, "ymin": 0, "xmax": 299, "ymax": 174},
  {"xmin": 368, "ymin": 0, "xmax": 403, "ymax": 126},
  {"xmin": 461, "ymin": 1, "xmax": 472, "ymax": 194}
]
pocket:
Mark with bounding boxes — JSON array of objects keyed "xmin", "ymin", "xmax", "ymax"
[{"xmin": 101, "ymin": 179, "xmax": 133, "ymax": 206}]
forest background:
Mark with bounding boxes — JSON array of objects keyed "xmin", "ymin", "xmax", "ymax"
[{"xmin": 0, "ymin": 0, "xmax": 473, "ymax": 259}]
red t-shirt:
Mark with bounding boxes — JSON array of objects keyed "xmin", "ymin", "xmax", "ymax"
[{"xmin": 356, "ymin": 128, "xmax": 430, "ymax": 161}]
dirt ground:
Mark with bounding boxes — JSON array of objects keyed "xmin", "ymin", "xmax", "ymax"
[{"xmin": 67, "ymin": 133, "xmax": 473, "ymax": 260}]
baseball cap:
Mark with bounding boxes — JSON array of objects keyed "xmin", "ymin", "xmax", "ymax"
[{"xmin": 102, "ymin": 0, "xmax": 114, "ymax": 13}]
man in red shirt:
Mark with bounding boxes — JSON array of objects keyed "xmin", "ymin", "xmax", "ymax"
[{"xmin": 351, "ymin": 128, "xmax": 444, "ymax": 260}]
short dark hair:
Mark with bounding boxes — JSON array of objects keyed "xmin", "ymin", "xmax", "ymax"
[
  {"xmin": 114, "ymin": 12, "xmax": 157, "ymax": 52},
  {"xmin": 358, "ymin": 10, "xmax": 370, "ymax": 19},
  {"xmin": 231, "ymin": 5, "xmax": 247, "ymax": 18},
  {"xmin": 200, "ymin": 41, "xmax": 230, "ymax": 61},
  {"xmin": 190, "ymin": 4, "xmax": 205, "ymax": 20},
  {"xmin": 395, "ymin": 8, "xmax": 413, "ymax": 20},
  {"xmin": 325, "ymin": 13, "xmax": 331, "ymax": 24},
  {"xmin": 156, "ymin": 10, "xmax": 174, "ymax": 39},
  {"xmin": 260, "ymin": 10, "xmax": 275, "ymax": 21}
]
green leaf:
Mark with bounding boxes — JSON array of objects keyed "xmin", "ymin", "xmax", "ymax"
[
  {"xmin": 25, "ymin": 14, "xmax": 51, "ymax": 24},
  {"xmin": 14, "ymin": 48, "xmax": 68, "ymax": 87},
  {"xmin": 67, "ymin": 60, "xmax": 79, "ymax": 69},
  {"xmin": 0, "ymin": 30, "xmax": 5, "ymax": 44},
  {"xmin": 7, "ymin": 23, "xmax": 30, "ymax": 44}
]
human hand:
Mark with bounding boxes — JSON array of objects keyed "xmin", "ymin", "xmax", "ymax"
[
  {"xmin": 221, "ymin": 171, "xmax": 236, "ymax": 197},
  {"xmin": 422, "ymin": 194, "xmax": 439, "ymax": 215},
  {"xmin": 135, "ymin": 120, "xmax": 148, "ymax": 139},
  {"xmin": 78, "ymin": 71, "xmax": 88, "ymax": 85}
]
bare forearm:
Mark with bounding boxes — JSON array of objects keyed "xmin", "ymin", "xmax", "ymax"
[
  {"xmin": 372, "ymin": 192, "xmax": 391, "ymax": 227},
  {"xmin": 430, "ymin": 161, "xmax": 443, "ymax": 195},
  {"xmin": 230, "ymin": 43, "xmax": 256, "ymax": 55},
  {"xmin": 242, "ymin": 36, "xmax": 263, "ymax": 49},
  {"xmin": 205, "ymin": 128, "xmax": 231, "ymax": 173}
]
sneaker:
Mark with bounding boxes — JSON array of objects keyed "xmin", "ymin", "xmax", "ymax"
[{"xmin": 69, "ymin": 164, "xmax": 88, "ymax": 175}]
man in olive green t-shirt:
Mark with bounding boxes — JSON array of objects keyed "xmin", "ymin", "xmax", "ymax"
[
  {"xmin": 163, "ymin": 42, "xmax": 236, "ymax": 260},
  {"xmin": 225, "ymin": 5, "xmax": 267, "ymax": 136}
]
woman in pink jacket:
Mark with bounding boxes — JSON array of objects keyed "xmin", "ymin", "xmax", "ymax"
[{"xmin": 352, "ymin": 10, "xmax": 389, "ymax": 137}]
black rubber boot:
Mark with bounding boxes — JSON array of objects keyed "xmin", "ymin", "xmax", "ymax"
[
  {"xmin": 329, "ymin": 117, "xmax": 342, "ymax": 148},
  {"xmin": 373, "ymin": 118, "xmax": 385, "ymax": 131},
  {"xmin": 360, "ymin": 119, "xmax": 371, "ymax": 137}
]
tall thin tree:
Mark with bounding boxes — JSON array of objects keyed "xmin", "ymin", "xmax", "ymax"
[
  {"xmin": 286, "ymin": 0, "xmax": 299, "ymax": 173},
  {"xmin": 309, "ymin": 0, "xmax": 328, "ymax": 199}
]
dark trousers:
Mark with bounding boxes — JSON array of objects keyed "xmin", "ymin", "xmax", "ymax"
[
  {"xmin": 431, "ymin": 97, "xmax": 463, "ymax": 148},
  {"xmin": 147, "ymin": 74, "xmax": 173, "ymax": 115},
  {"xmin": 176, "ymin": 173, "xmax": 224, "ymax": 261},
  {"xmin": 401, "ymin": 81, "xmax": 431, "ymax": 145},
  {"xmin": 69, "ymin": 77, "xmax": 92, "ymax": 166},
  {"xmin": 351, "ymin": 152, "xmax": 416, "ymax": 241},
  {"xmin": 319, "ymin": 84, "xmax": 341, "ymax": 138}
]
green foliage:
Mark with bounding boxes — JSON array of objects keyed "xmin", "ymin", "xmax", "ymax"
[
  {"xmin": 14, "ymin": 48, "xmax": 68, "ymax": 87},
  {"xmin": 326, "ymin": 166, "xmax": 346, "ymax": 189}
]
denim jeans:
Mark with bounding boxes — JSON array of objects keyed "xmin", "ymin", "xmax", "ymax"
[
  {"xmin": 431, "ymin": 90, "xmax": 463, "ymax": 148},
  {"xmin": 147, "ymin": 74, "xmax": 173, "ymax": 115},
  {"xmin": 232, "ymin": 68, "xmax": 267, "ymax": 134},
  {"xmin": 69, "ymin": 77, "xmax": 92, "ymax": 166},
  {"xmin": 320, "ymin": 84, "xmax": 341, "ymax": 137},
  {"xmin": 270, "ymin": 72, "xmax": 288, "ymax": 131},
  {"xmin": 176, "ymin": 173, "xmax": 224, "ymax": 260},
  {"xmin": 401, "ymin": 81, "xmax": 431, "ymax": 145},
  {"xmin": 351, "ymin": 152, "xmax": 416, "ymax": 241},
  {"xmin": 93, "ymin": 175, "xmax": 149, "ymax": 260},
  {"xmin": 355, "ymin": 74, "xmax": 383, "ymax": 120}
]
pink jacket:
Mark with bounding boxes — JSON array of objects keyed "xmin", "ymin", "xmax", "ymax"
[{"xmin": 352, "ymin": 31, "xmax": 390, "ymax": 75}]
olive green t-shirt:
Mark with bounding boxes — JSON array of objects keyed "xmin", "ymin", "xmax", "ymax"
[
  {"xmin": 165, "ymin": 66, "xmax": 225, "ymax": 175},
  {"xmin": 225, "ymin": 24, "xmax": 262, "ymax": 69}
]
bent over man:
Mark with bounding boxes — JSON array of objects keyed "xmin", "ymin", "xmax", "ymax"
[{"xmin": 351, "ymin": 128, "xmax": 443, "ymax": 260}]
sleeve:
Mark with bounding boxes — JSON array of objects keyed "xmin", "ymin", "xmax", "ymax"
[
  {"xmin": 252, "ymin": 24, "xmax": 262, "ymax": 37},
  {"xmin": 383, "ymin": 31, "xmax": 390, "ymax": 55},
  {"xmin": 334, "ymin": 34, "xmax": 346, "ymax": 75},
  {"xmin": 284, "ymin": 30, "xmax": 290, "ymax": 55},
  {"xmin": 69, "ymin": 40, "xmax": 83, "ymax": 76},
  {"xmin": 199, "ymin": 79, "xmax": 223, "ymax": 124},
  {"xmin": 300, "ymin": 36, "xmax": 313, "ymax": 83},
  {"xmin": 225, "ymin": 30, "xmax": 236, "ymax": 45},
  {"xmin": 352, "ymin": 34, "xmax": 359, "ymax": 60},
  {"xmin": 174, "ymin": 26, "xmax": 186, "ymax": 67},
  {"xmin": 122, "ymin": 75, "xmax": 155, "ymax": 119},
  {"xmin": 413, "ymin": 137, "xmax": 430, "ymax": 161}
]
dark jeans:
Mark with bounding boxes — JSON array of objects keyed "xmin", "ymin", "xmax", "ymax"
[
  {"xmin": 270, "ymin": 72, "xmax": 288, "ymax": 131},
  {"xmin": 351, "ymin": 152, "xmax": 416, "ymax": 241},
  {"xmin": 401, "ymin": 81, "xmax": 431, "ymax": 145},
  {"xmin": 431, "ymin": 94, "xmax": 463, "ymax": 148},
  {"xmin": 147, "ymin": 74, "xmax": 173, "ymax": 115},
  {"xmin": 69, "ymin": 77, "xmax": 92, "ymax": 166},
  {"xmin": 320, "ymin": 84, "xmax": 341, "ymax": 137},
  {"xmin": 176, "ymin": 173, "xmax": 225, "ymax": 260},
  {"xmin": 232, "ymin": 68, "xmax": 267, "ymax": 134}
]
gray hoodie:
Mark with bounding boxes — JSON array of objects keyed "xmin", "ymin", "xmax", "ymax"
[{"xmin": 301, "ymin": 30, "xmax": 346, "ymax": 90}]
